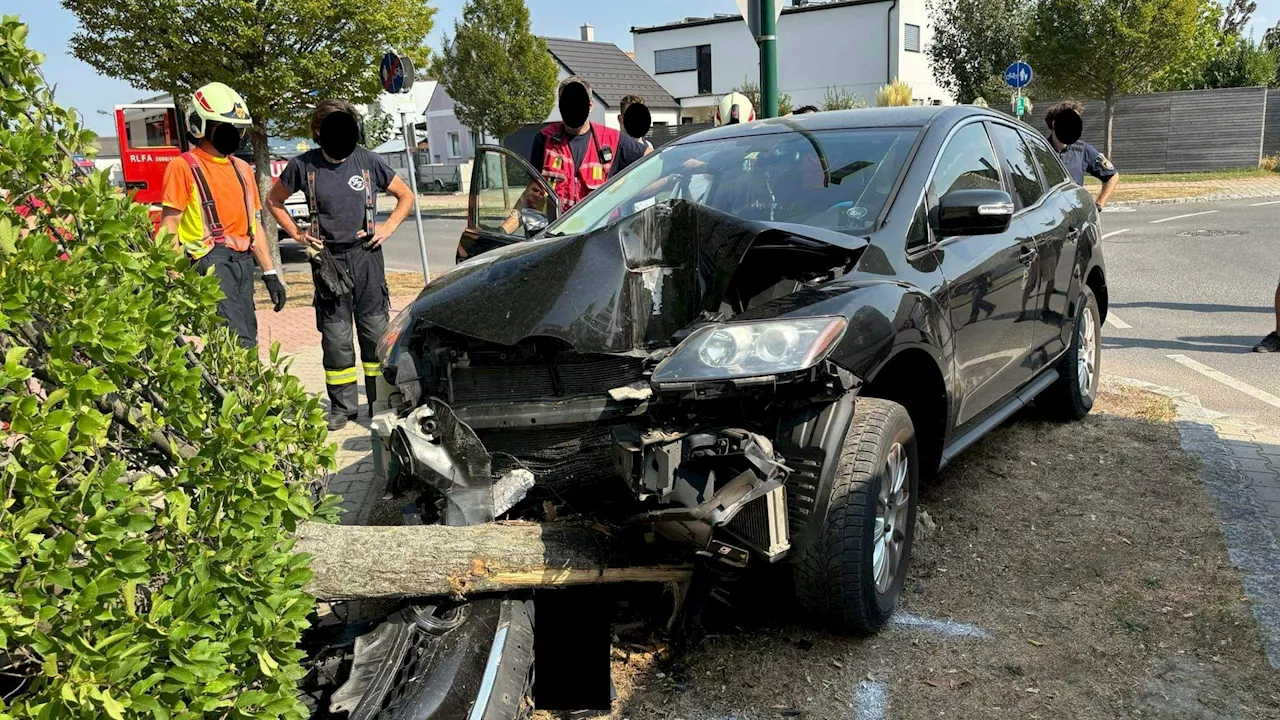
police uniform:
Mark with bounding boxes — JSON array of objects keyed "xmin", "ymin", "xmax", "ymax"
[{"xmin": 1058, "ymin": 141, "xmax": 1117, "ymax": 187}]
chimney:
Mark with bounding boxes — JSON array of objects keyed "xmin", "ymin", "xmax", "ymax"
[{"xmin": 580, "ymin": 23, "xmax": 594, "ymax": 42}]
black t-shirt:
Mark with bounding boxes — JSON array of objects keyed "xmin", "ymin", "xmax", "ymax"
[
  {"xmin": 529, "ymin": 126, "xmax": 594, "ymax": 172},
  {"xmin": 611, "ymin": 134, "xmax": 651, "ymax": 175},
  {"xmin": 278, "ymin": 148, "xmax": 395, "ymax": 248}
]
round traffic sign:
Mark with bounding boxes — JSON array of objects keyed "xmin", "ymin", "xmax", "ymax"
[
  {"xmin": 1004, "ymin": 61, "xmax": 1033, "ymax": 89},
  {"xmin": 380, "ymin": 52, "xmax": 415, "ymax": 94}
]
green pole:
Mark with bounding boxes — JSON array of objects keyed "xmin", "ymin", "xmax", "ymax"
[{"xmin": 759, "ymin": 0, "xmax": 779, "ymax": 118}]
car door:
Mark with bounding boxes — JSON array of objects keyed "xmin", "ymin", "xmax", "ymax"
[
  {"xmin": 1022, "ymin": 128, "xmax": 1085, "ymax": 361},
  {"xmin": 930, "ymin": 121, "xmax": 1038, "ymax": 426},
  {"xmin": 455, "ymin": 145, "xmax": 560, "ymax": 263}
]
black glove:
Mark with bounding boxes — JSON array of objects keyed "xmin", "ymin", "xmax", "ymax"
[{"xmin": 263, "ymin": 273, "xmax": 287, "ymax": 312}]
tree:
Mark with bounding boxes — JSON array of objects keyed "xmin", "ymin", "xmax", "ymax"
[
  {"xmin": 364, "ymin": 102, "xmax": 397, "ymax": 148},
  {"xmin": 435, "ymin": 0, "xmax": 558, "ymax": 141},
  {"xmin": 927, "ymin": 0, "xmax": 1031, "ymax": 104},
  {"xmin": 734, "ymin": 77, "xmax": 795, "ymax": 117},
  {"xmin": 1025, "ymin": 0, "xmax": 1204, "ymax": 156},
  {"xmin": 1220, "ymin": 0, "xmax": 1256, "ymax": 36},
  {"xmin": 1202, "ymin": 36, "xmax": 1278, "ymax": 88},
  {"xmin": 876, "ymin": 78, "xmax": 914, "ymax": 106},
  {"xmin": 63, "ymin": 0, "xmax": 436, "ymax": 273},
  {"xmin": 823, "ymin": 85, "xmax": 867, "ymax": 110}
]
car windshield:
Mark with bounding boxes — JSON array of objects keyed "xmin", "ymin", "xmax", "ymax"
[{"xmin": 546, "ymin": 125, "xmax": 920, "ymax": 238}]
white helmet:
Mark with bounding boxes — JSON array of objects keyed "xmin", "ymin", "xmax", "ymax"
[
  {"xmin": 186, "ymin": 82, "xmax": 253, "ymax": 139},
  {"xmin": 715, "ymin": 92, "xmax": 755, "ymax": 126}
]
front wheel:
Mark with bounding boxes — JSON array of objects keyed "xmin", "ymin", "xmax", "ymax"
[
  {"xmin": 792, "ymin": 397, "xmax": 919, "ymax": 634},
  {"xmin": 1039, "ymin": 286, "xmax": 1101, "ymax": 420}
]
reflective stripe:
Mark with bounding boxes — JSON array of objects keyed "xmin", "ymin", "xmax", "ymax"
[
  {"xmin": 325, "ymin": 367, "xmax": 358, "ymax": 385},
  {"xmin": 363, "ymin": 362, "xmax": 382, "ymax": 377}
]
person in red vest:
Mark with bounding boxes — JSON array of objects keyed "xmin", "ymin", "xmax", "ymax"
[{"xmin": 529, "ymin": 76, "xmax": 620, "ymax": 214}]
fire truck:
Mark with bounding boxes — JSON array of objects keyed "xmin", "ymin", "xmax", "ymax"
[{"xmin": 113, "ymin": 102, "xmax": 310, "ymax": 238}]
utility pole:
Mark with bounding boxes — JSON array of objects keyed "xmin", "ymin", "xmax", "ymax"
[{"xmin": 759, "ymin": 0, "xmax": 779, "ymax": 118}]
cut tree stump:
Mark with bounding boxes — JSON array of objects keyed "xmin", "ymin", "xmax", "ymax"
[{"xmin": 295, "ymin": 521, "xmax": 693, "ymax": 601}]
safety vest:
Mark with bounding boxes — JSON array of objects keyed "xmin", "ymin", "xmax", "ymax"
[
  {"xmin": 181, "ymin": 152, "xmax": 256, "ymax": 253},
  {"xmin": 539, "ymin": 122, "xmax": 619, "ymax": 213}
]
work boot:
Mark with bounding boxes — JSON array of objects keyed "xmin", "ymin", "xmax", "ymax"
[
  {"xmin": 327, "ymin": 412, "xmax": 357, "ymax": 431},
  {"xmin": 1253, "ymin": 332, "xmax": 1280, "ymax": 353}
]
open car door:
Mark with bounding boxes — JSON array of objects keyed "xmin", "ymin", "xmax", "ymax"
[{"xmin": 456, "ymin": 145, "xmax": 560, "ymax": 263}]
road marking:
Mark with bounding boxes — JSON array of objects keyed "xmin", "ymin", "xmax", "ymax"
[
  {"xmin": 1250, "ymin": 200, "xmax": 1280, "ymax": 207},
  {"xmin": 1101, "ymin": 228, "xmax": 1131, "ymax": 240},
  {"xmin": 1105, "ymin": 313, "xmax": 1132, "ymax": 329},
  {"xmin": 889, "ymin": 611, "xmax": 990, "ymax": 638},
  {"xmin": 1101, "ymin": 206, "xmax": 1135, "ymax": 212},
  {"xmin": 1150, "ymin": 210, "xmax": 1218, "ymax": 224},
  {"xmin": 1166, "ymin": 354, "xmax": 1280, "ymax": 409},
  {"xmin": 855, "ymin": 681, "xmax": 888, "ymax": 720}
]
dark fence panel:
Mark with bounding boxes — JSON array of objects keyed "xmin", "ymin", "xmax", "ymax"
[
  {"xmin": 650, "ymin": 122, "xmax": 714, "ymax": 148},
  {"xmin": 1264, "ymin": 90, "xmax": 1280, "ymax": 157}
]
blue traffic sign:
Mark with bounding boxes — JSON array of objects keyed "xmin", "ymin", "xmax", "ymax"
[
  {"xmin": 379, "ymin": 52, "xmax": 415, "ymax": 94},
  {"xmin": 1005, "ymin": 62, "xmax": 1033, "ymax": 89}
]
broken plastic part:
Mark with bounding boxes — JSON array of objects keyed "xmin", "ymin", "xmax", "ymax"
[{"xmin": 389, "ymin": 399, "xmax": 495, "ymax": 525}]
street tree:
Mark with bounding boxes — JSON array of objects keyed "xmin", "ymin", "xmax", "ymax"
[
  {"xmin": 927, "ymin": 0, "xmax": 1031, "ymax": 104},
  {"xmin": 1025, "ymin": 0, "xmax": 1203, "ymax": 155},
  {"xmin": 62, "ymin": 0, "xmax": 435, "ymax": 272},
  {"xmin": 435, "ymin": 0, "xmax": 558, "ymax": 141},
  {"xmin": 1203, "ymin": 36, "xmax": 1278, "ymax": 88},
  {"xmin": 364, "ymin": 102, "xmax": 397, "ymax": 148},
  {"xmin": 734, "ymin": 77, "xmax": 795, "ymax": 117}
]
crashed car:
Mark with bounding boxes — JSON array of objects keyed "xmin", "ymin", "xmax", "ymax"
[{"xmin": 334, "ymin": 106, "xmax": 1107, "ymax": 716}]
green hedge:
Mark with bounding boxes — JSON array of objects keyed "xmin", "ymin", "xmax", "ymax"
[{"xmin": 0, "ymin": 17, "xmax": 337, "ymax": 719}]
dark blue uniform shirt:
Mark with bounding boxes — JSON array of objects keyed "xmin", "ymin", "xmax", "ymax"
[{"xmin": 1058, "ymin": 141, "xmax": 1117, "ymax": 186}]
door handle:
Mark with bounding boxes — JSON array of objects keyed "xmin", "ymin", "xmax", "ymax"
[
  {"xmin": 1066, "ymin": 226, "xmax": 1081, "ymax": 242},
  {"xmin": 1019, "ymin": 246, "xmax": 1038, "ymax": 264}
]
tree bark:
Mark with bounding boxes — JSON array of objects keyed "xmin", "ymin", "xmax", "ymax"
[
  {"xmin": 295, "ymin": 522, "xmax": 694, "ymax": 601},
  {"xmin": 1104, "ymin": 90, "xmax": 1115, "ymax": 159},
  {"xmin": 249, "ymin": 126, "xmax": 283, "ymax": 278}
]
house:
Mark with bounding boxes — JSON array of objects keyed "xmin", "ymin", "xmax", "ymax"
[
  {"xmin": 632, "ymin": 0, "xmax": 951, "ymax": 123},
  {"xmin": 424, "ymin": 25, "xmax": 681, "ymax": 166}
]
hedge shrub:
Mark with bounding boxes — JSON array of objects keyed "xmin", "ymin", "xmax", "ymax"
[{"xmin": 0, "ymin": 16, "xmax": 338, "ymax": 719}]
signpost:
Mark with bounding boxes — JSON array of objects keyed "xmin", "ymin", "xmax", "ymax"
[
  {"xmin": 734, "ymin": 0, "xmax": 783, "ymax": 118},
  {"xmin": 1004, "ymin": 61, "xmax": 1033, "ymax": 120},
  {"xmin": 380, "ymin": 51, "xmax": 429, "ymax": 283}
]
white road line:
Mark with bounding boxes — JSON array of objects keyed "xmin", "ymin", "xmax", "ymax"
[
  {"xmin": 855, "ymin": 681, "xmax": 888, "ymax": 720},
  {"xmin": 1150, "ymin": 210, "xmax": 1218, "ymax": 224},
  {"xmin": 889, "ymin": 611, "xmax": 990, "ymax": 638},
  {"xmin": 1166, "ymin": 354, "xmax": 1280, "ymax": 410},
  {"xmin": 1101, "ymin": 228, "xmax": 1131, "ymax": 240},
  {"xmin": 1105, "ymin": 313, "xmax": 1132, "ymax": 329},
  {"xmin": 1250, "ymin": 200, "xmax": 1280, "ymax": 207}
]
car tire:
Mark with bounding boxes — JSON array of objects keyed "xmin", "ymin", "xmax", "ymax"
[
  {"xmin": 1039, "ymin": 286, "xmax": 1100, "ymax": 421},
  {"xmin": 792, "ymin": 397, "xmax": 918, "ymax": 634}
]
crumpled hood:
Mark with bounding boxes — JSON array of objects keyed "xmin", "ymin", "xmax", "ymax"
[{"xmin": 407, "ymin": 200, "xmax": 865, "ymax": 354}]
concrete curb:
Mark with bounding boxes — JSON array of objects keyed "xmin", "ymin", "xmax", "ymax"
[
  {"xmin": 1102, "ymin": 376, "xmax": 1280, "ymax": 668},
  {"xmin": 1111, "ymin": 190, "xmax": 1280, "ymax": 208}
]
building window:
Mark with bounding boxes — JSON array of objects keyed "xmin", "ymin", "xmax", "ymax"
[
  {"xmin": 448, "ymin": 132, "xmax": 461, "ymax": 158},
  {"xmin": 655, "ymin": 46, "xmax": 698, "ymax": 74},
  {"xmin": 696, "ymin": 45, "xmax": 712, "ymax": 95},
  {"xmin": 905, "ymin": 24, "xmax": 921, "ymax": 53}
]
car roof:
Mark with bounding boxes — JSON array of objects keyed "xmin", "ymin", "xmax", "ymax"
[{"xmin": 669, "ymin": 105, "xmax": 999, "ymax": 145}]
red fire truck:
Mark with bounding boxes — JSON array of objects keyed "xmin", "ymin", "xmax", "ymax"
[{"xmin": 113, "ymin": 102, "xmax": 308, "ymax": 236}]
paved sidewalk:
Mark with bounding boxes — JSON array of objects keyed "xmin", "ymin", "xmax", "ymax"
[{"xmin": 1105, "ymin": 175, "xmax": 1280, "ymax": 206}]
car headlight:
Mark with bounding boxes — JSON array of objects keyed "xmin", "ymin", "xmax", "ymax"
[
  {"xmin": 652, "ymin": 317, "xmax": 848, "ymax": 384},
  {"xmin": 377, "ymin": 306, "xmax": 416, "ymax": 364}
]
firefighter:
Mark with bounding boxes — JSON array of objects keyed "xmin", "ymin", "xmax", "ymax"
[
  {"xmin": 266, "ymin": 100, "xmax": 415, "ymax": 430},
  {"xmin": 157, "ymin": 82, "xmax": 286, "ymax": 349},
  {"xmin": 529, "ymin": 76, "xmax": 620, "ymax": 214}
]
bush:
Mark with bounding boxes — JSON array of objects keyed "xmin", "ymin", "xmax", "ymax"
[
  {"xmin": 0, "ymin": 16, "xmax": 336, "ymax": 720},
  {"xmin": 733, "ymin": 77, "xmax": 794, "ymax": 117},
  {"xmin": 876, "ymin": 78, "xmax": 914, "ymax": 107},
  {"xmin": 822, "ymin": 86, "xmax": 867, "ymax": 111},
  {"xmin": 1261, "ymin": 155, "xmax": 1280, "ymax": 172}
]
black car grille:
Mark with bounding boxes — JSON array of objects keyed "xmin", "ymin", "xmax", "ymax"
[
  {"xmin": 451, "ymin": 356, "xmax": 645, "ymax": 405},
  {"xmin": 784, "ymin": 448, "xmax": 825, "ymax": 539},
  {"xmin": 482, "ymin": 423, "xmax": 630, "ymax": 505}
]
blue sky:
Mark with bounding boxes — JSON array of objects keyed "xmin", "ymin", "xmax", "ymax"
[{"xmin": 7, "ymin": 0, "xmax": 1280, "ymax": 136}]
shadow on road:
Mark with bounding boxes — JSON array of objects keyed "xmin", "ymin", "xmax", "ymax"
[
  {"xmin": 1103, "ymin": 334, "xmax": 1260, "ymax": 354},
  {"xmin": 1112, "ymin": 301, "xmax": 1271, "ymax": 315}
]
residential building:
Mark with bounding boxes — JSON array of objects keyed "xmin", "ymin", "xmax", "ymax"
[{"xmin": 632, "ymin": 0, "xmax": 950, "ymax": 122}]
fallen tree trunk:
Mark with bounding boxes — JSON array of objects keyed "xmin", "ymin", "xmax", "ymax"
[{"xmin": 296, "ymin": 522, "xmax": 693, "ymax": 601}]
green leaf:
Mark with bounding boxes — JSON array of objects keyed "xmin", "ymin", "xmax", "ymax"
[
  {"xmin": 0, "ymin": 540, "xmax": 18, "ymax": 572},
  {"xmin": 47, "ymin": 568, "xmax": 74, "ymax": 589},
  {"xmin": 101, "ymin": 689, "xmax": 125, "ymax": 720}
]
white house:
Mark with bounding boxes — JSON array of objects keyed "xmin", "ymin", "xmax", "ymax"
[{"xmin": 632, "ymin": 0, "xmax": 951, "ymax": 123}]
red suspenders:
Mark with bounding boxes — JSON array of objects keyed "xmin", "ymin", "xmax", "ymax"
[{"xmin": 181, "ymin": 152, "xmax": 254, "ymax": 247}]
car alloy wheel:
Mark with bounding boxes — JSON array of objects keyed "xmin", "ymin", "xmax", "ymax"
[
  {"xmin": 1077, "ymin": 303, "xmax": 1097, "ymax": 400},
  {"xmin": 875, "ymin": 442, "xmax": 910, "ymax": 594}
]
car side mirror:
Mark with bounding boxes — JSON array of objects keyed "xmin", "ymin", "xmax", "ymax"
[
  {"xmin": 936, "ymin": 189, "xmax": 1014, "ymax": 237},
  {"xmin": 519, "ymin": 209, "xmax": 549, "ymax": 237}
]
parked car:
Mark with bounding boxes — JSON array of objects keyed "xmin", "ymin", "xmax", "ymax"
[{"xmin": 330, "ymin": 106, "xmax": 1107, "ymax": 716}]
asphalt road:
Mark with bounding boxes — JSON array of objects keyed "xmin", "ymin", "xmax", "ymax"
[
  {"xmin": 1097, "ymin": 198, "xmax": 1280, "ymax": 426},
  {"xmin": 278, "ymin": 211, "xmax": 466, "ymax": 277}
]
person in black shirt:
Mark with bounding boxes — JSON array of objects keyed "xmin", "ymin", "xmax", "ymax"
[{"xmin": 611, "ymin": 95, "xmax": 654, "ymax": 175}]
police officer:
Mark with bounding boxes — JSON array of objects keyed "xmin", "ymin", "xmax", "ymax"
[
  {"xmin": 1045, "ymin": 102, "xmax": 1120, "ymax": 210},
  {"xmin": 266, "ymin": 100, "xmax": 415, "ymax": 430},
  {"xmin": 157, "ymin": 82, "xmax": 287, "ymax": 349}
]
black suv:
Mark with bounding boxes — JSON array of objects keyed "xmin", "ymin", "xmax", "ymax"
[{"xmin": 344, "ymin": 106, "xmax": 1107, "ymax": 717}]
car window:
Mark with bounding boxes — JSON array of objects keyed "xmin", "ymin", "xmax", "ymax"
[
  {"xmin": 1022, "ymin": 130, "xmax": 1070, "ymax": 188},
  {"xmin": 988, "ymin": 123, "xmax": 1045, "ymax": 208},
  {"xmin": 930, "ymin": 123, "xmax": 1002, "ymax": 199},
  {"xmin": 906, "ymin": 199, "xmax": 930, "ymax": 251}
]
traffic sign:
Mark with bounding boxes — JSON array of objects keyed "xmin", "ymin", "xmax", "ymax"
[
  {"xmin": 734, "ymin": 0, "xmax": 783, "ymax": 40},
  {"xmin": 1004, "ymin": 61, "xmax": 1033, "ymax": 89},
  {"xmin": 379, "ymin": 52, "xmax": 415, "ymax": 94},
  {"xmin": 1014, "ymin": 96, "xmax": 1026, "ymax": 117}
]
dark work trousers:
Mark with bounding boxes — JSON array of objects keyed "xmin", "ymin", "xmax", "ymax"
[
  {"xmin": 315, "ymin": 243, "xmax": 390, "ymax": 418},
  {"xmin": 196, "ymin": 245, "xmax": 258, "ymax": 349}
]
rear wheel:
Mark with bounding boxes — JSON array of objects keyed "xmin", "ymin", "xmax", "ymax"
[
  {"xmin": 792, "ymin": 397, "xmax": 918, "ymax": 633},
  {"xmin": 1039, "ymin": 287, "xmax": 1100, "ymax": 420}
]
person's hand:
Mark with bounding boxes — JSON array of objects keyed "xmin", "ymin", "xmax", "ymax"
[
  {"xmin": 263, "ymin": 274, "xmax": 287, "ymax": 312},
  {"xmin": 358, "ymin": 223, "xmax": 394, "ymax": 249},
  {"xmin": 296, "ymin": 231, "xmax": 322, "ymax": 248}
]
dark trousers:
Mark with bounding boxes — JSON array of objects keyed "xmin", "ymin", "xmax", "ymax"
[
  {"xmin": 315, "ymin": 243, "xmax": 389, "ymax": 417},
  {"xmin": 196, "ymin": 245, "xmax": 258, "ymax": 349}
]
